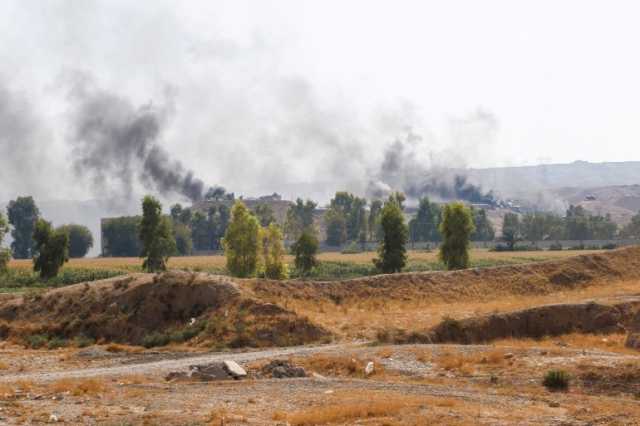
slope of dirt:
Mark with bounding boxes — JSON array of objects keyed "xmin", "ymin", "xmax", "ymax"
[
  {"xmin": 415, "ymin": 299, "xmax": 640, "ymax": 344},
  {"xmin": 0, "ymin": 271, "xmax": 330, "ymax": 347},
  {"xmin": 246, "ymin": 246, "xmax": 640, "ymax": 304}
]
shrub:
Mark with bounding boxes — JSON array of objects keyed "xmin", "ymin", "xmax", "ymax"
[
  {"xmin": 142, "ymin": 332, "xmax": 171, "ymax": 348},
  {"xmin": 543, "ymin": 369, "xmax": 570, "ymax": 391},
  {"xmin": 73, "ymin": 335, "xmax": 95, "ymax": 348},
  {"xmin": 291, "ymin": 231, "xmax": 319, "ymax": 275},
  {"xmin": 47, "ymin": 337, "xmax": 67, "ymax": 350},
  {"xmin": 601, "ymin": 243, "xmax": 617, "ymax": 250},
  {"xmin": 548, "ymin": 242, "xmax": 563, "ymax": 251},
  {"xmin": 341, "ymin": 241, "xmax": 361, "ymax": 254},
  {"xmin": 32, "ymin": 219, "xmax": 69, "ymax": 279},
  {"xmin": 25, "ymin": 334, "xmax": 49, "ymax": 349}
]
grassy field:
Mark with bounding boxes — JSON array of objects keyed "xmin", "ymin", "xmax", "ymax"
[
  {"xmin": 2, "ymin": 249, "xmax": 603, "ymax": 290},
  {"xmin": 7, "ymin": 248, "xmax": 603, "ymax": 270}
]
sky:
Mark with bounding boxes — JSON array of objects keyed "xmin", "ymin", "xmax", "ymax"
[{"xmin": 1, "ymin": 0, "xmax": 640, "ymax": 205}]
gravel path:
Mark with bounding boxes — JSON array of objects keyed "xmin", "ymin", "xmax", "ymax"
[{"xmin": 0, "ymin": 342, "xmax": 357, "ymax": 383}]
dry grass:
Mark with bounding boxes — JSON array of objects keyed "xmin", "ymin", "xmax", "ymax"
[
  {"xmin": 281, "ymin": 279, "xmax": 640, "ymax": 339},
  {"xmin": 493, "ymin": 332, "xmax": 635, "ymax": 354},
  {"xmin": 293, "ymin": 354, "xmax": 384, "ymax": 378},
  {"xmin": 104, "ymin": 343, "xmax": 144, "ymax": 353},
  {"xmin": 49, "ymin": 378, "xmax": 106, "ymax": 396},
  {"xmin": 281, "ymin": 392, "xmax": 425, "ymax": 426}
]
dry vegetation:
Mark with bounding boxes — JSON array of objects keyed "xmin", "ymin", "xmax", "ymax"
[{"xmin": 1, "ymin": 248, "xmax": 640, "ymax": 424}]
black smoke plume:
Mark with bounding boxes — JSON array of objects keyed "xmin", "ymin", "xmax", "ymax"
[
  {"xmin": 367, "ymin": 129, "xmax": 498, "ymax": 205},
  {"xmin": 67, "ymin": 77, "xmax": 205, "ymax": 201}
]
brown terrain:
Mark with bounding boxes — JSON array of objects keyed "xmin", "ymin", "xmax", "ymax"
[{"xmin": 1, "ymin": 247, "xmax": 640, "ymax": 424}]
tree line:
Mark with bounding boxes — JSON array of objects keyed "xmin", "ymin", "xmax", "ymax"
[
  {"xmin": 0, "ymin": 196, "xmax": 94, "ymax": 278},
  {"xmin": 103, "ymin": 191, "xmax": 636, "ymax": 258}
]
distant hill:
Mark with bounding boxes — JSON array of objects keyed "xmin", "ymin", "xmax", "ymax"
[{"xmin": 466, "ymin": 161, "xmax": 640, "ymax": 195}]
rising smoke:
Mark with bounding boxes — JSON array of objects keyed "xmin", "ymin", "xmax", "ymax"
[
  {"xmin": 66, "ymin": 75, "xmax": 205, "ymax": 202},
  {"xmin": 365, "ymin": 109, "xmax": 500, "ymax": 205}
]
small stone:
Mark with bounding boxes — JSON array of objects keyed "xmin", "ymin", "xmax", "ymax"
[
  {"xmin": 223, "ymin": 360, "xmax": 247, "ymax": 378},
  {"xmin": 540, "ymin": 350, "xmax": 548, "ymax": 356},
  {"xmin": 364, "ymin": 361, "xmax": 375, "ymax": 376},
  {"xmin": 49, "ymin": 414, "xmax": 60, "ymax": 423},
  {"xmin": 312, "ymin": 372, "xmax": 328, "ymax": 380},
  {"xmin": 324, "ymin": 390, "xmax": 334, "ymax": 394},
  {"xmin": 549, "ymin": 401, "xmax": 560, "ymax": 408},
  {"xmin": 504, "ymin": 353, "xmax": 515, "ymax": 360}
]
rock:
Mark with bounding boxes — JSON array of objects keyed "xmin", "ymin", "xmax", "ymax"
[
  {"xmin": 504, "ymin": 353, "xmax": 515, "ymax": 360},
  {"xmin": 311, "ymin": 372, "xmax": 328, "ymax": 380},
  {"xmin": 190, "ymin": 362, "xmax": 231, "ymax": 381},
  {"xmin": 261, "ymin": 360, "xmax": 307, "ymax": 378},
  {"xmin": 49, "ymin": 414, "xmax": 60, "ymax": 422},
  {"xmin": 549, "ymin": 401, "xmax": 560, "ymax": 408},
  {"xmin": 164, "ymin": 372, "xmax": 189, "ymax": 382},
  {"xmin": 223, "ymin": 360, "xmax": 247, "ymax": 379},
  {"xmin": 364, "ymin": 361, "xmax": 375, "ymax": 376}
]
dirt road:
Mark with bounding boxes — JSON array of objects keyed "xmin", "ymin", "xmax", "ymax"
[{"xmin": 0, "ymin": 342, "xmax": 356, "ymax": 383}]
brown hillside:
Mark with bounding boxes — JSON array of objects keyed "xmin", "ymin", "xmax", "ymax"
[
  {"xmin": 0, "ymin": 271, "xmax": 330, "ymax": 347},
  {"xmin": 246, "ymin": 246, "xmax": 640, "ymax": 304}
]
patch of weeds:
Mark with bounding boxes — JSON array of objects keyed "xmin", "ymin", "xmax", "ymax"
[
  {"xmin": 543, "ymin": 369, "xmax": 570, "ymax": 391},
  {"xmin": 47, "ymin": 337, "xmax": 68, "ymax": 350},
  {"xmin": 73, "ymin": 334, "xmax": 95, "ymax": 348},
  {"xmin": 142, "ymin": 332, "xmax": 171, "ymax": 348},
  {"xmin": 25, "ymin": 334, "xmax": 49, "ymax": 349}
]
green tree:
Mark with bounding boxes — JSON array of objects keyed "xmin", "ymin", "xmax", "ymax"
[
  {"xmin": 621, "ymin": 211, "xmax": 640, "ymax": 239},
  {"xmin": 173, "ymin": 222, "xmax": 193, "ymax": 256},
  {"xmin": 102, "ymin": 216, "xmax": 142, "ymax": 257},
  {"xmin": 368, "ymin": 199, "xmax": 383, "ymax": 242},
  {"xmin": 259, "ymin": 223, "xmax": 287, "ymax": 279},
  {"xmin": 254, "ymin": 203, "xmax": 277, "ymax": 227},
  {"xmin": 589, "ymin": 213, "xmax": 617, "ymax": 240},
  {"xmin": 501, "ymin": 212, "xmax": 522, "ymax": 250},
  {"xmin": 170, "ymin": 204, "xmax": 183, "ymax": 223},
  {"xmin": 471, "ymin": 208, "xmax": 494, "ymax": 242},
  {"xmin": 325, "ymin": 207, "xmax": 347, "ymax": 246},
  {"xmin": 0, "ymin": 212, "xmax": 10, "ymax": 273},
  {"xmin": 7, "ymin": 196, "xmax": 40, "ymax": 259},
  {"xmin": 223, "ymin": 201, "xmax": 260, "ymax": 278},
  {"xmin": 139, "ymin": 196, "xmax": 176, "ymax": 272},
  {"xmin": 57, "ymin": 224, "xmax": 94, "ymax": 258},
  {"xmin": 565, "ymin": 205, "xmax": 590, "ymax": 241},
  {"xmin": 32, "ymin": 219, "xmax": 69, "ymax": 279},
  {"xmin": 439, "ymin": 202, "xmax": 475, "ymax": 270},
  {"xmin": 190, "ymin": 211, "xmax": 211, "ymax": 251},
  {"xmin": 521, "ymin": 212, "xmax": 545, "ymax": 245},
  {"xmin": 410, "ymin": 197, "xmax": 441, "ymax": 242},
  {"xmin": 373, "ymin": 196, "xmax": 408, "ymax": 273},
  {"xmin": 291, "ymin": 230, "xmax": 319, "ymax": 275},
  {"xmin": 284, "ymin": 198, "xmax": 317, "ymax": 240}
]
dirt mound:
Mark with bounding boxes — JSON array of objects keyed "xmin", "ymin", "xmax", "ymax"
[
  {"xmin": 0, "ymin": 271, "xmax": 330, "ymax": 347},
  {"xmin": 409, "ymin": 299, "xmax": 640, "ymax": 344},
  {"xmin": 247, "ymin": 246, "xmax": 640, "ymax": 304}
]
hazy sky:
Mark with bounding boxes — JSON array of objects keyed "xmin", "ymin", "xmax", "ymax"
[{"xmin": 1, "ymin": 0, "xmax": 640, "ymax": 203}]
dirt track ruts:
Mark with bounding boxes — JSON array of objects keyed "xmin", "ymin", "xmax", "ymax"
[{"xmin": 0, "ymin": 343, "xmax": 356, "ymax": 383}]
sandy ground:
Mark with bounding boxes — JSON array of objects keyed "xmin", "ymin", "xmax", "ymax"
[{"xmin": 1, "ymin": 340, "xmax": 640, "ymax": 425}]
